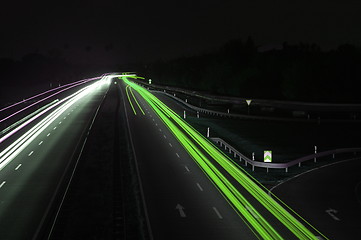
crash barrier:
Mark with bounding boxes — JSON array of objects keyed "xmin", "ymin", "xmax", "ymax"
[{"xmin": 210, "ymin": 137, "xmax": 361, "ymax": 173}]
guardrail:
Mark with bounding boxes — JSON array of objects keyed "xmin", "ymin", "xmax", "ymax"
[
  {"xmin": 210, "ymin": 137, "xmax": 361, "ymax": 172},
  {"xmin": 140, "ymin": 81, "xmax": 361, "ymax": 112},
  {"xmin": 151, "ymin": 90, "xmax": 315, "ymax": 122}
]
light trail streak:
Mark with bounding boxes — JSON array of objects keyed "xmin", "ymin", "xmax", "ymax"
[
  {"xmin": 0, "ymin": 78, "xmax": 97, "ymax": 124},
  {"xmin": 0, "ymin": 78, "xmax": 110, "ymax": 171},
  {"xmin": 123, "ymin": 77, "xmax": 327, "ymax": 240},
  {"xmin": 0, "ymin": 77, "xmax": 99, "ymax": 113},
  {"xmin": 129, "ymin": 87, "xmax": 145, "ymax": 115},
  {"xmin": 125, "ymin": 85, "xmax": 137, "ymax": 115}
]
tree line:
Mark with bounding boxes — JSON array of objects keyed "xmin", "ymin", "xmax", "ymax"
[{"xmin": 141, "ymin": 38, "xmax": 361, "ymax": 103}]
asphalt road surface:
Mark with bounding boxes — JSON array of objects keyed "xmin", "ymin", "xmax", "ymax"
[
  {"xmin": 0, "ymin": 80, "xmax": 109, "ymax": 239},
  {"xmin": 272, "ymin": 158, "xmax": 361, "ymax": 239},
  {"xmin": 120, "ymin": 81, "xmax": 260, "ymax": 240}
]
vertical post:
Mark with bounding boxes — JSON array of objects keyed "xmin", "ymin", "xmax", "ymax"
[
  {"xmin": 314, "ymin": 146, "xmax": 317, "ymax": 163},
  {"xmin": 285, "ymin": 167, "xmax": 288, "ymax": 173},
  {"xmin": 227, "ymin": 109, "xmax": 230, "ymax": 114},
  {"xmin": 197, "ymin": 111, "xmax": 199, "ymax": 118},
  {"xmin": 252, "ymin": 152, "xmax": 255, "ymax": 161},
  {"xmin": 333, "ymin": 153, "xmax": 335, "ymax": 159},
  {"xmin": 298, "ymin": 162, "xmax": 301, "ymax": 167},
  {"xmin": 185, "ymin": 99, "xmax": 187, "ymax": 103},
  {"xmin": 183, "ymin": 111, "xmax": 186, "ymax": 119},
  {"xmin": 174, "ymin": 93, "xmax": 176, "ymax": 97},
  {"xmin": 252, "ymin": 165, "xmax": 254, "ymax": 171},
  {"xmin": 207, "ymin": 127, "xmax": 210, "ymax": 138}
]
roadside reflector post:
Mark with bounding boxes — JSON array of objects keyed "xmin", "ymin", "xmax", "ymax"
[
  {"xmin": 174, "ymin": 93, "xmax": 176, "ymax": 97},
  {"xmin": 207, "ymin": 127, "xmax": 210, "ymax": 138},
  {"xmin": 298, "ymin": 162, "xmax": 301, "ymax": 167},
  {"xmin": 333, "ymin": 153, "xmax": 335, "ymax": 159},
  {"xmin": 183, "ymin": 110, "xmax": 186, "ymax": 119},
  {"xmin": 314, "ymin": 146, "xmax": 317, "ymax": 163},
  {"xmin": 246, "ymin": 100, "xmax": 252, "ymax": 115},
  {"xmin": 227, "ymin": 109, "xmax": 230, "ymax": 114},
  {"xmin": 197, "ymin": 111, "xmax": 199, "ymax": 118},
  {"xmin": 185, "ymin": 99, "xmax": 188, "ymax": 103},
  {"xmin": 252, "ymin": 152, "xmax": 255, "ymax": 161},
  {"xmin": 148, "ymin": 79, "xmax": 152, "ymax": 84}
]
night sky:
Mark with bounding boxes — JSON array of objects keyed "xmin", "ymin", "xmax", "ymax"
[{"xmin": 2, "ymin": 0, "xmax": 361, "ymax": 65}]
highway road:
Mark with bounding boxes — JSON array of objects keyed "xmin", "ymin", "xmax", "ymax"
[
  {"xmin": 0, "ymin": 78, "xmax": 111, "ymax": 239},
  {"xmin": 120, "ymin": 77, "xmax": 326, "ymax": 240},
  {"xmin": 272, "ymin": 158, "xmax": 361, "ymax": 240},
  {"xmin": 120, "ymin": 80, "xmax": 257, "ymax": 240}
]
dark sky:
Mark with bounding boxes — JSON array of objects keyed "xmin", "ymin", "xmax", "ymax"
[{"xmin": 1, "ymin": 0, "xmax": 361, "ymax": 65}]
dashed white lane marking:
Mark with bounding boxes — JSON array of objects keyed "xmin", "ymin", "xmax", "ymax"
[
  {"xmin": 28, "ymin": 151, "xmax": 34, "ymax": 156},
  {"xmin": 196, "ymin": 183, "xmax": 203, "ymax": 191},
  {"xmin": 159, "ymin": 129, "xmax": 162, "ymax": 132},
  {"xmin": 67, "ymin": 113, "xmax": 70, "ymax": 115},
  {"xmin": 152, "ymin": 119, "xmax": 155, "ymax": 121},
  {"xmin": 213, "ymin": 207, "xmax": 223, "ymax": 219},
  {"xmin": 63, "ymin": 117, "xmax": 67, "ymax": 119},
  {"xmin": 0, "ymin": 181, "xmax": 5, "ymax": 188},
  {"xmin": 185, "ymin": 166, "xmax": 190, "ymax": 172},
  {"xmin": 15, "ymin": 164, "xmax": 22, "ymax": 171},
  {"xmin": 39, "ymin": 141, "xmax": 43, "ymax": 145},
  {"xmin": 155, "ymin": 123, "xmax": 158, "ymax": 126},
  {"xmin": 47, "ymin": 133, "xmax": 51, "ymax": 137},
  {"xmin": 53, "ymin": 127, "xmax": 57, "ymax": 130},
  {"xmin": 169, "ymin": 143, "xmax": 173, "ymax": 147},
  {"xmin": 176, "ymin": 153, "xmax": 180, "ymax": 158},
  {"xmin": 59, "ymin": 121, "xmax": 62, "ymax": 124},
  {"xmin": 163, "ymin": 135, "xmax": 167, "ymax": 139}
]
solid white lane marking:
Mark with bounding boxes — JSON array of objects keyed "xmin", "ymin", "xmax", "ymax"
[
  {"xmin": 0, "ymin": 181, "xmax": 5, "ymax": 188},
  {"xmin": 28, "ymin": 151, "xmax": 34, "ymax": 156},
  {"xmin": 196, "ymin": 183, "xmax": 203, "ymax": 191},
  {"xmin": 169, "ymin": 143, "xmax": 172, "ymax": 147},
  {"xmin": 47, "ymin": 133, "xmax": 51, "ymax": 137},
  {"xmin": 53, "ymin": 127, "xmax": 57, "ymax": 130},
  {"xmin": 176, "ymin": 153, "xmax": 180, "ymax": 158},
  {"xmin": 185, "ymin": 166, "xmax": 190, "ymax": 172},
  {"xmin": 213, "ymin": 207, "xmax": 223, "ymax": 219},
  {"xmin": 39, "ymin": 141, "xmax": 43, "ymax": 145},
  {"xmin": 15, "ymin": 164, "xmax": 22, "ymax": 170}
]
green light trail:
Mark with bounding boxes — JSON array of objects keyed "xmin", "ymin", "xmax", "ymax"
[
  {"xmin": 129, "ymin": 86, "xmax": 145, "ymax": 115},
  {"xmin": 125, "ymin": 85, "xmax": 137, "ymax": 115},
  {"xmin": 122, "ymin": 77, "xmax": 327, "ymax": 240}
]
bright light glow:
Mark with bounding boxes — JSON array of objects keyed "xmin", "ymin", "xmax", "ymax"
[{"xmin": 0, "ymin": 78, "xmax": 108, "ymax": 171}]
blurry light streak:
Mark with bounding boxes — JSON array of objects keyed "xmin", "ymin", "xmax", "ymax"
[
  {"xmin": 0, "ymin": 77, "xmax": 99, "ymax": 113},
  {"xmin": 0, "ymin": 79, "xmax": 97, "ymax": 124},
  {"xmin": 0, "ymin": 79, "xmax": 107, "ymax": 171},
  {"xmin": 123, "ymin": 77, "xmax": 326, "ymax": 240}
]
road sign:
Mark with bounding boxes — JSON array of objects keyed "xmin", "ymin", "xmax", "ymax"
[
  {"xmin": 246, "ymin": 99, "xmax": 252, "ymax": 105},
  {"xmin": 264, "ymin": 151, "xmax": 272, "ymax": 162}
]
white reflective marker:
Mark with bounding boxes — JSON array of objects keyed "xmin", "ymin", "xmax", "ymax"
[
  {"xmin": 0, "ymin": 181, "xmax": 6, "ymax": 188},
  {"xmin": 15, "ymin": 164, "xmax": 22, "ymax": 170}
]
